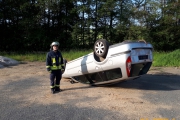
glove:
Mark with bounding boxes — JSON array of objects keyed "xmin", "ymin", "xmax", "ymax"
[
  {"xmin": 61, "ymin": 69, "xmax": 64, "ymax": 74},
  {"xmin": 47, "ymin": 68, "xmax": 52, "ymax": 73}
]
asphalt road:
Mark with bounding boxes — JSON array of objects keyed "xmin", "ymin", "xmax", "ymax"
[{"xmin": 0, "ymin": 62, "xmax": 180, "ymax": 120}]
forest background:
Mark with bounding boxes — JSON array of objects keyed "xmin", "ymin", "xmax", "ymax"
[{"xmin": 0, "ymin": 0, "xmax": 180, "ymax": 52}]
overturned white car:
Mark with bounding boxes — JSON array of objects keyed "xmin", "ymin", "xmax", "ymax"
[{"xmin": 62, "ymin": 39, "xmax": 153, "ymax": 85}]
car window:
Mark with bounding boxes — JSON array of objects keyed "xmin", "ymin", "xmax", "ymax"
[
  {"xmin": 73, "ymin": 72, "xmax": 104, "ymax": 84},
  {"xmin": 104, "ymin": 68, "xmax": 122, "ymax": 80},
  {"xmin": 73, "ymin": 68, "xmax": 122, "ymax": 84}
]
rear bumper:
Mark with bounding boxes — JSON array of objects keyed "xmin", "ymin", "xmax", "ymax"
[{"xmin": 130, "ymin": 62, "xmax": 152, "ymax": 77}]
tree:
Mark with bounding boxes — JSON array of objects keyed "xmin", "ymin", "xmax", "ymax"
[{"xmin": 150, "ymin": 0, "xmax": 180, "ymax": 50}]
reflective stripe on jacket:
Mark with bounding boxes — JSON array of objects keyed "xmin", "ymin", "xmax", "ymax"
[{"xmin": 46, "ymin": 50, "xmax": 64, "ymax": 71}]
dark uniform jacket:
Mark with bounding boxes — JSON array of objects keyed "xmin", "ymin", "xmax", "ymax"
[{"xmin": 46, "ymin": 50, "xmax": 65, "ymax": 72}]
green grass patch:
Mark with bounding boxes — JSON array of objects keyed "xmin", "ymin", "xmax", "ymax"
[
  {"xmin": 0, "ymin": 49, "xmax": 179, "ymax": 67},
  {"xmin": 62, "ymin": 49, "xmax": 93, "ymax": 61},
  {"xmin": 0, "ymin": 49, "xmax": 93, "ymax": 62},
  {"xmin": 0, "ymin": 52, "xmax": 47, "ymax": 62},
  {"xmin": 153, "ymin": 49, "xmax": 180, "ymax": 67}
]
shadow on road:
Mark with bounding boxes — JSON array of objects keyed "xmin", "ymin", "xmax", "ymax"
[
  {"xmin": 63, "ymin": 84, "xmax": 96, "ymax": 91},
  {"xmin": 107, "ymin": 72, "xmax": 180, "ymax": 91},
  {"xmin": 63, "ymin": 71, "xmax": 180, "ymax": 91}
]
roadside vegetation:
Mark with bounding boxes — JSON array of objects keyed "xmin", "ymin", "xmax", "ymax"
[
  {"xmin": 153, "ymin": 49, "xmax": 180, "ymax": 67},
  {"xmin": 0, "ymin": 49, "xmax": 180, "ymax": 67}
]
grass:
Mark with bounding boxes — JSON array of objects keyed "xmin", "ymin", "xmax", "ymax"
[
  {"xmin": 0, "ymin": 52, "xmax": 47, "ymax": 62},
  {"xmin": 153, "ymin": 49, "xmax": 180, "ymax": 67},
  {"xmin": 62, "ymin": 49, "xmax": 93, "ymax": 61},
  {"xmin": 0, "ymin": 49, "xmax": 180, "ymax": 67},
  {"xmin": 0, "ymin": 49, "xmax": 93, "ymax": 62}
]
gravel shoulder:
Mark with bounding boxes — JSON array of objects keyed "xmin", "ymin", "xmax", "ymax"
[{"xmin": 0, "ymin": 62, "xmax": 180, "ymax": 120}]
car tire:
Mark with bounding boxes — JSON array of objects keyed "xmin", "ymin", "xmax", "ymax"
[{"xmin": 94, "ymin": 39, "xmax": 109, "ymax": 58}]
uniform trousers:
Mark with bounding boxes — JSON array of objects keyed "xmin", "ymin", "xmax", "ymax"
[{"xmin": 50, "ymin": 70, "xmax": 62, "ymax": 87}]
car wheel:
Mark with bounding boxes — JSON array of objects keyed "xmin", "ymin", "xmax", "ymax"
[{"xmin": 94, "ymin": 39, "xmax": 109, "ymax": 58}]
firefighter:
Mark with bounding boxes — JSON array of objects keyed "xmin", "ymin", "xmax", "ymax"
[{"xmin": 46, "ymin": 41, "xmax": 65, "ymax": 94}]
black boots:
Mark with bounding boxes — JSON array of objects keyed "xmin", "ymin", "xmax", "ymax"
[
  {"xmin": 55, "ymin": 87, "xmax": 62, "ymax": 92},
  {"xmin": 51, "ymin": 87, "xmax": 62, "ymax": 94},
  {"xmin": 51, "ymin": 88, "xmax": 55, "ymax": 94}
]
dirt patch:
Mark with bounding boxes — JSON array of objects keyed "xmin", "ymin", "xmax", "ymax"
[{"xmin": 0, "ymin": 62, "xmax": 179, "ymax": 120}]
